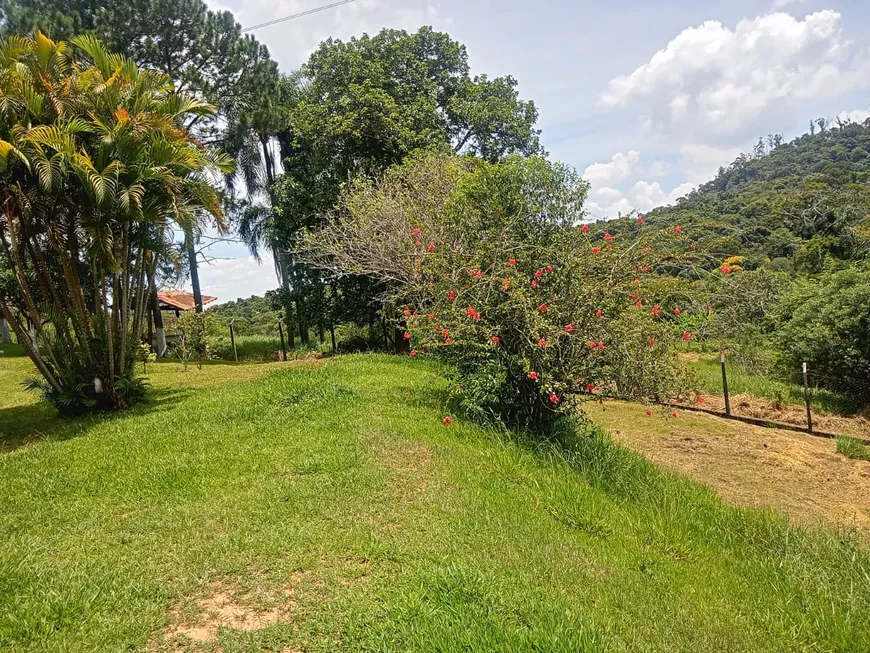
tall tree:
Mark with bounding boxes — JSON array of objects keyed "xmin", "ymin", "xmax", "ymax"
[
  {"xmin": 2, "ymin": 0, "xmax": 278, "ymax": 313},
  {"xmin": 264, "ymin": 27, "xmax": 543, "ymax": 344}
]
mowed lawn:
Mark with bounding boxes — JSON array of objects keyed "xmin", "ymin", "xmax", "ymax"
[{"xmin": 1, "ymin": 349, "xmax": 869, "ymax": 652}]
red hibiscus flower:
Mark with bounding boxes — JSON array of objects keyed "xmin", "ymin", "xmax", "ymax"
[
  {"xmin": 535, "ymin": 269, "xmax": 543, "ymax": 278},
  {"xmin": 528, "ymin": 371, "xmax": 539, "ymax": 381},
  {"xmin": 444, "ymin": 337, "xmax": 454, "ymax": 345},
  {"xmin": 673, "ymin": 307, "xmax": 681, "ymax": 315},
  {"xmin": 531, "ymin": 280, "xmax": 538, "ymax": 288},
  {"xmin": 649, "ymin": 338, "xmax": 656, "ymax": 346},
  {"xmin": 411, "ymin": 227, "xmax": 421, "ymax": 236},
  {"xmin": 582, "ymin": 224, "xmax": 589, "ymax": 233},
  {"xmin": 592, "ymin": 247, "xmax": 601, "ymax": 254},
  {"xmin": 448, "ymin": 290, "xmax": 457, "ymax": 301},
  {"xmin": 587, "ymin": 382, "xmax": 595, "ymax": 392},
  {"xmin": 598, "ymin": 341, "xmax": 605, "ymax": 350},
  {"xmin": 427, "ymin": 241, "xmax": 436, "ymax": 252},
  {"xmin": 637, "ymin": 215, "xmax": 644, "ymax": 224},
  {"xmin": 549, "ymin": 394, "xmax": 560, "ymax": 404},
  {"xmin": 675, "ymin": 225, "xmax": 682, "ymax": 234},
  {"xmin": 409, "ymin": 350, "xmax": 417, "ymax": 357},
  {"xmin": 697, "ymin": 396, "xmax": 705, "ymax": 404},
  {"xmin": 565, "ymin": 324, "xmax": 575, "ymax": 333},
  {"xmin": 646, "ymin": 409, "xmax": 653, "ymax": 416},
  {"xmin": 539, "ymin": 303, "xmax": 548, "ymax": 312},
  {"xmin": 538, "ymin": 338, "xmax": 547, "ymax": 348},
  {"xmin": 443, "ymin": 416, "xmax": 452, "ymax": 425},
  {"xmin": 603, "ymin": 233, "xmax": 612, "ymax": 241},
  {"xmin": 672, "ymin": 411, "xmax": 678, "ymax": 418},
  {"xmin": 589, "ymin": 341, "xmax": 597, "ymax": 350},
  {"xmin": 492, "ymin": 336, "xmax": 500, "ymax": 344},
  {"xmin": 595, "ymin": 309, "xmax": 603, "ymax": 318},
  {"xmin": 720, "ymin": 266, "xmax": 732, "ymax": 274},
  {"xmin": 546, "ymin": 265, "xmax": 553, "ymax": 273},
  {"xmin": 508, "ymin": 258, "xmax": 517, "ymax": 266},
  {"xmin": 403, "ymin": 331, "xmax": 411, "ymax": 340},
  {"xmin": 682, "ymin": 331, "xmax": 692, "ymax": 341},
  {"xmin": 690, "ymin": 242, "xmax": 696, "ymax": 250}
]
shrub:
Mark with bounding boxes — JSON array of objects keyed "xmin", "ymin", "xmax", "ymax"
[
  {"xmin": 774, "ymin": 268, "xmax": 870, "ymax": 403},
  {"xmin": 304, "ymin": 152, "xmax": 702, "ymax": 431}
]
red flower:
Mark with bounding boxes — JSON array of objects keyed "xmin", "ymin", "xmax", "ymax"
[
  {"xmin": 539, "ymin": 303, "xmax": 548, "ymax": 312},
  {"xmin": 414, "ymin": 258, "xmax": 422, "ymax": 266},
  {"xmin": 592, "ymin": 247, "xmax": 601, "ymax": 255},
  {"xmin": 720, "ymin": 266, "xmax": 732, "ymax": 274},
  {"xmin": 633, "ymin": 279, "xmax": 640, "ymax": 286},
  {"xmin": 646, "ymin": 409, "xmax": 653, "ymax": 416},
  {"xmin": 538, "ymin": 338, "xmax": 547, "ymax": 348},
  {"xmin": 682, "ymin": 331, "xmax": 692, "ymax": 341},
  {"xmin": 410, "ymin": 350, "xmax": 418, "ymax": 357},
  {"xmin": 466, "ymin": 305, "xmax": 480, "ymax": 321},
  {"xmin": 444, "ymin": 337, "xmax": 454, "ymax": 345},
  {"xmin": 595, "ymin": 309, "xmax": 603, "ymax": 318},
  {"xmin": 649, "ymin": 338, "xmax": 656, "ymax": 347},
  {"xmin": 508, "ymin": 258, "xmax": 517, "ymax": 266},
  {"xmin": 535, "ymin": 269, "xmax": 543, "ymax": 278},
  {"xmin": 589, "ymin": 341, "xmax": 597, "ymax": 350},
  {"xmin": 673, "ymin": 307, "xmax": 681, "ymax": 315},
  {"xmin": 637, "ymin": 215, "xmax": 644, "ymax": 224},
  {"xmin": 531, "ymin": 280, "xmax": 538, "ymax": 288},
  {"xmin": 427, "ymin": 312, "xmax": 435, "ymax": 320},
  {"xmin": 415, "ymin": 240, "xmax": 422, "ymax": 247},
  {"xmin": 690, "ymin": 242, "xmax": 696, "ymax": 250},
  {"xmin": 492, "ymin": 336, "xmax": 500, "ymax": 344},
  {"xmin": 587, "ymin": 382, "xmax": 595, "ymax": 392},
  {"xmin": 582, "ymin": 224, "xmax": 589, "ymax": 233},
  {"xmin": 565, "ymin": 324, "xmax": 575, "ymax": 333},
  {"xmin": 675, "ymin": 225, "xmax": 682, "ymax": 234},
  {"xmin": 403, "ymin": 331, "xmax": 411, "ymax": 340},
  {"xmin": 672, "ymin": 411, "xmax": 678, "ymax": 418},
  {"xmin": 411, "ymin": 227, "xmax": 421, "ymax": 236},
  {"xmin": 443, "ymin": 416, "xmax": 452, "ymax": 425},
  {"xmin": 427, "ymin": 241, "xmax": 436, "ymax": 252},
  {"xmin": 598, "ymin": 341, "xmax": 605, "ymax": 350},
  {"xmin": 441, "ymin": 329, "xmax": 449, "ymax": 337},
  {"xmin": 635, "ymin": 300, "xmax": 643, "ymax": 308},
  {"xmin": 604, "ymin": 233, "xmax": 613, "ymax": 241},
  {"xmin": 448, "ymin": 290, "xmax": 457, "ymax": 302},
  {"xmin": 528, "ymin": 371, "xmax": 539, "ymax": 381},
  {"xmin": 404, "ymin": 306, "xmax": 411, "ymax": 317},
  {"xmin": 549, "ymin": 394, "xmax": 560, "ymax": 404},
  {"xmin": 697, "ymin": 396, "xmax": 705, "ymax": 404},
  {"xmin": 546, "ymin": 265, "xmax": 553, "ymax": 273}
]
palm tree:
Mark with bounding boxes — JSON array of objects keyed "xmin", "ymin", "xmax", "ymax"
[{"xmin": 0, "ymin": 32, "xmax": 232, "ymax": 413}]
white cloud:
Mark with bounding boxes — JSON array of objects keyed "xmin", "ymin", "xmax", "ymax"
[
  {"xmin": 190, "ymin": 252, "xmax": 278, "ymax": 304},
  {"xmin": 772, "ymin": 0, "xmax": 806, "ymax": 8},
  {"xmin": 838, "ymin": 109, "xmax": 870, "ymax": 124},
  {"xmin": 585, "ymin": 179, "xmax": 695, "ymax": 220},
  {"xmin": 582, "ymin": 150, "xmax": 640, "ymax": 191},
  {"xmin": 600, "ymin": 11, "xmax": 870, "ymax": 140}
]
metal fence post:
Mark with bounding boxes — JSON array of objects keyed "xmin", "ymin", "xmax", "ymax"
[
  {"xmin": 278, "ymin": 316, "xmax": 287, "ymax": 362},
  {"xmin": 720, "ymin": 350, "xmax": 731, "ymax": 416},
  {"xmin": 229, "ymin": 319, "xmax": 238, "ymax": 362}
]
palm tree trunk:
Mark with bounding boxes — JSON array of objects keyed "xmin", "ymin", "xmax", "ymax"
[
  {"xmin": 186, "ymin": 232, "xmax": 203, "ymax": 313},
  {"xmin": 0, "ymin": 317, "xmax": 10, "ymax": 345}
]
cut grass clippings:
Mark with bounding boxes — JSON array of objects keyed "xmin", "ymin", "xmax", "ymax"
[{"xmin": 1, "ymin": 352, "xmax": 870, "ymax": 651}]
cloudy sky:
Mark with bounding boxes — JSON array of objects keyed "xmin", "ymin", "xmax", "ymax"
[{"xmin": 195, "ymin": 0, "xmax": 870, "ymax": 302}]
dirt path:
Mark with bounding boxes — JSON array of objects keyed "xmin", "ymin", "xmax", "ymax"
[{"xmin": 593, "ymin": 401, "xmax": 870, "ymax": 533}]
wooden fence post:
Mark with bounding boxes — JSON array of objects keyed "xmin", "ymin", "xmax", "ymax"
[
  {"xmin": 803, "ymin": 361, "xmax": 813, "ymax": 433},
  {"xmin": 720, "ymin": 350, "xmax": 731, "ymax": 416},
  {"xmin": 278, "ymin": 317, "xmax": 287, "ymax": 362},
  {"xmin": 229, "ymin": 320, "xmax": 238, "ymax": 362}
]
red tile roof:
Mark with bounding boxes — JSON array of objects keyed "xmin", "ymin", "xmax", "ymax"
[{"xmin": 157, "ymin": 290, "xmax": 217, "ymax": 311}]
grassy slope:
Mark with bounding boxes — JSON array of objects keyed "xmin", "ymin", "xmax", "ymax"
[{"xmin": 1, "ymin": 352, "xmax": 869, "ymax": 652}]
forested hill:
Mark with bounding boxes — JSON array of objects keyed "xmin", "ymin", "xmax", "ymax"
[{"xmin": 626, "ymin": 118, "xmax": 870, "ymax": 272}]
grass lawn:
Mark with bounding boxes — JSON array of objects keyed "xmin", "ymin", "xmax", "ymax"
[{"xmin": 1, "ymin": 349, "xmax": 869, "ymax": 652}]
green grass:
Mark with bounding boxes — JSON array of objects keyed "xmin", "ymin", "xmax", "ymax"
[
  {"xmin": 836, "ymin": 436, "xmax": 870, "ymax": 462},
  {"xmin": 689, "ymin": 357, "xmax": 857, "ymax": 415},
  {"xmin": 1, "ymin": 353, "xmax": 870, "ymax": 651},
  {"xmin": 207, "ymin": 334, "xmax": 332, "ymax": 361}
]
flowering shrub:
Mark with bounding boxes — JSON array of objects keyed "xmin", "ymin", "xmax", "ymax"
[{"xmin": 303, "ymin": 152, "xmax": 698, "ymax": 431}]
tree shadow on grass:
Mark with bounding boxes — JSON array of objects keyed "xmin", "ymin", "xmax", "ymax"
[{"xmin": 0, "ymin": 385, "xmax": 198, "ymax": 454}]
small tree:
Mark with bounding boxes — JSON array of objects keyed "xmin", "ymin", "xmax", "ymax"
[{"xmin": 177, "ymin": 311, "xmax": 209, "ymax": 370}]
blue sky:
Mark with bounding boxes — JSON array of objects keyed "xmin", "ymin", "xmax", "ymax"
[{"xmin": 196, "ymin": 0, "xmax": 870, "ymax": 302}]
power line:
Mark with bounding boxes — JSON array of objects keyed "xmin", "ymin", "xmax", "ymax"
[{"xmin": 242, "ymin": 0, "xmax": 358, "ymax": 33}]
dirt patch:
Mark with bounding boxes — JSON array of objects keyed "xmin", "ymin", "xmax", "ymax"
[
  {"xmin": 692, "ymin": 393, "xmax": 870, "ymax": 439},
  {"xmin": 376, "ymin": 438, "xmax": 434, "ymax": 501},
  {"xmin": 157, "ymin": 582, "xmax": 296, "ymax": 651},
  {"xmin": 594, "ymin": 401, "xmax": 870, "ymax": 533}
]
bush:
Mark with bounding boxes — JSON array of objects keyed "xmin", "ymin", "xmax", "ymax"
[
  {"xmin": 774, "ymin": 268, "xmax": 870, "ymax": 403},
  {"xmin": 304, "ymin": 152, "xmax": 703, "ymax": 432}
]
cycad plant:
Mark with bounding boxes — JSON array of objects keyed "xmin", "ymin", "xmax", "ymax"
[{"xmin": 0, "ymin": 32, "xmax": 232, "ymax": 414}]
